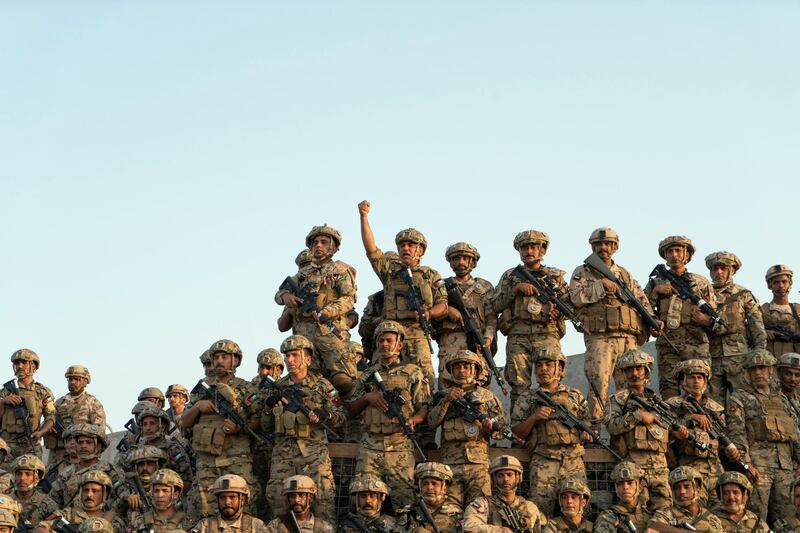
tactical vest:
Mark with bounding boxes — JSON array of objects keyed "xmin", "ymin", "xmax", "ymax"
[
  {"xmin": 577, "ymin": 268, "xmax": 644, "ymax": 336},
  {"xmin": 383, "ymin": 265, "xmax": 435, "ymax": 323},
  {"xmin": 487, "ymin": 497, "xmax": 538, "ymax": 531},
  {"xmin": 750, "ymin": 394, "xmax": 797, "ymax": 444},
  {"xmin": 363, "ymin": 368, "xmax": 415, "ymax": 434},
  {"xmin": 548, "ymin": 516, "xmax": 593, "ymax": 532},
  {"xmin": 617, "ymin": 417, "xmax": 669, "ymax": 454},
  {"xmin": 655, "ymin": 292, "xmax": 696, "ymax": 331},
  {"xmin": 278, "ymin": 514, "xmax": 326, "ymax": 533},
  {"xmin": 1, "ymin": 384, "xmax": 41, "ymax": 435},
  {"xmin": 531, "ymin": 390, "xmax": 581, "ymax": 447},
  {"xmin": 272, "ymin": 377, "xmax": 324, "ymax": 439},
  {"xmin": 714, "ymin": 286, "xmax": 748, "ymax": 336},
  {"xmin": 439, "ymin": 278, "xmax": 490, "ymax": 333},
  {"xmin": 762, "ymin": 302, "xmax": 800, "ymax": 356},
  {"xmin": 295, "ymin": 262, "xmax": 351, "ymax": 328},
  {"xmin": 206, "ymin": 515, "xmax": 255, "ymax": 533},
  {"xmin": 441, "ymin": 389, "xmax": 486, "ymax": 444}
]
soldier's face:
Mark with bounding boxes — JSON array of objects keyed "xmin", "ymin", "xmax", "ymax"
[
  {"xmin": 13, "ymin": 360, "xmax": 35, "ymax": 378},
  {"xmin": 397, "ymin": 241, "xmax": 423, "ymax": 265},
  {"xmin": 780, "ymin": 367, "xmax": 800, "ymax": 391},
  {"xmin": 166, "ymin": 393, "xmax": 187, "ymax": 409},
  {"xmin": 310, "ymin": 235, "xmax": 335, "ymax": 261},
  {"xmin": 721, "ymin": 484, "xmax": 746, "ymax": 512},
  {"xmin": 747, "ymin": 365, "xmax": 771, "ymax": 386},
  {"xmin": 518, "ymin": 243, "xmax": 546, "ymax": 266},
  {"xmin": 769, "ymin": 275, "xmax": 792, "ymax": 296},
  {"xmin": 81, "ymin": 483, "xmax": 105, "ymax": 511},
  {"xmin": 624, "ymin": 366, "xmax": 648, "ymax": 387},
  {"xmin": 492, "ymin": 470, "xmax": 518, "ymax": 493},
  {"xmin": 451, "ymin": 362, "xmax": 476, "ymax": 384},
  {"xmin": 419, "ymin": 477, "xmax": 446, "ymax": 504},
  {"xmin": 65, "ymin": 437, "xmax": 78, "ymax": 458},
  {"xmin": 591, "ymin": 240, "xmax": 617, "ymax": 260},
  {"xmin": 665, "ymin": 246, "xmax": 688, "ymax": 268},
  {"xmin": 213, "ymin": 352, "xmax": 235, "ymax": 376},
  {"xmin": 218, "ymin": 493, "xmax": 244, "ymax": 518},
  {"xmin": 67, "ymin": 376, "xmax": 87, "ymax": 394},
  {"xmin": 559, "ymin": 492, "xmax": 583, "ymax": 517},
  {"xmin": 376, "ymin": 333, "xmax": 402, "ymax": 360},
  {"xmin": 76, "ymin": 436, "xmax": 98, "ymax": 458},
  {"xmin": 287, "ymin": 492, "xmax": 311, "ymax": 514},
  {"xmin": 615, "ymin": 480, "xmax": 639, "ymax": 504},
  {"xmin": 143, "ymin": 397, "xmax": 164, "ymax": 409},
  {"xmin": 258, "ymin": 364, "xmax": 283, "ymax": 379},
  {"xmin": 152, "ymin": 484, "xmax": 177, "ymax": 511},
  {"xmin": 356, "ymin": 491, "xmax": 381, "ymax": 518},
  {"xmin": 673, "ymin": 480, "xmax": 696, "ymax": 506},
  {"xmin": 136, "ymin": 460, "xmax": 159, "ymax": 480},
  {"xmin": 710, "ymin": 264, "xmax": 733, "ymax": 286},
  {"xmin": 534, "ymin": 360, "xmax": 560, "ymax": 385},
  {"xmin": 284, "ymin": 350, "xmax": 309, "ymax": 374},
  {"xmin": 682, "ymin": 373, "xmax": 707, "ymax": 395},
  {"xmin": 14, "ymin": 469, "xmax": 38, "ymax": 493},
  {"xmin": 448, "ymin": 254, "xmax": 473, "ymax": 276},
  {"xmin": 0, "ymin": 526, "xmax": 12, "ymax": 533},
  {"xmin": 140, "ymin": 416, "xmax": 161, "ymax": 437}
]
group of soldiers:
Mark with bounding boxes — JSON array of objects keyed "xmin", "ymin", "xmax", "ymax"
[{"xmin": 3, "ymin": 199, "xmax": 800, "ymax": 532}]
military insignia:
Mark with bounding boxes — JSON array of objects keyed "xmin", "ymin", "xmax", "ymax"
[
  {"xmin": 465, "ymin": 425, "xmax": 479, "ymax": 437},
  {"xmin": 327, "ymin": 389, "xmax": 342, "ymax": 407},
  {"xmin": 651, "ymin": 427, "xmax": 663, "ymax": 438},
  {"xmin": 728, "ymin": 404, "xmax": 737, "ymax": 414},
  {"xmin": 475, "ymin": 282, "xmax": 482, "ymax": 290},
  {"xmin": 244, "ymin": 393, "xmax": 258, "ymax": 406},
  {"xmin": 433, "ymin": 279, "xmax": 443, "ymax": 288}
]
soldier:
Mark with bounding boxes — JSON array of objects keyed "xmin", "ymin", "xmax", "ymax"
[
  {"xmin": 705, "ymin": 251, "xmax": 766, "ymax": 403},
  {"xmin": 120, "ymin": 446, "xmax": 167, "ymax": 519},
  {"xmin": 665, "ymin": 359, "xmax": 732, "ymax": 505},
  {"xmin": 541, "ymin": 478, "xmax": 593, "ymax": 533},
  {"xmin": 645, "ymin": 236, "xmax": 719, "ymax": 399},
  {"xmin": 118, "ymin": 401, "xmax": 152, "ymax": 461},
  {"xmin": 726, "ymin": 348, "xmax": 800, "ymax": 523},
  {"xmin": 264, "ymin": 476, "xmax": 333, "ymax": 533},
  {"xmin": 40, "ymin": 426, "xmax": 80, "ymax": 498},
  {"xmin": 395, "ymin": 462, "xmax": 461, "ymax": 533},
  {"xmin": 462, "ymin": 455, "xmax": 544, "ymax": 532},
  {"xmin": 357, "ymin": 200, "xmax": 448, "ymax": 387},
  {"xmin": 250, "ymin": 348, "xmax": 283, "ymax": 520},
  {"xmin": 191, "ymin": 474, "xmax": 268, "ymax": 533},
  {"xmin": 128, "ymin": 469, "xmax": 193, "ymax": 533},
  {"xmin": 39, "ymin": 470, "xmax": 126, "ymax": 533},
  {"xmin": 777, "ymin": 352, "xmax": 800, "ymax": 420},
  {"xmin": 593, "ymin": 461, "xmax": 650, "ymax": 532},
  {"xmin": 200, "ymin": 351, "xmax": 213, "ymax": 380},
  {"xmin": 569, "ymin": 227, "xmax": 658, "ymax": 427},
  {"xmin": 131, "ymin": 405, "xmax": 192, "ymax": 489},
  {"xmin": 275, "ymin": 224, "xmax": 358, "ymax": 395},
  {"xmin": 492, "ymin": 230, "xmax": 569, "ymax": 411},
  {"xmin": 180, "ymin": 339, "xmax": 260, "ymax": 519},
  {"xmin": 341, "ymin": 343, "xmax": 364, "ymax": 444},
  {"xmin": 762, "ymin": 265, "xmax": 800, "ymax": 357},
  {"xmin": 605, "ymin": 349, "xmax": 686, "ymax": 511},
  {"xmin": 510, "ymin": 347, "xmax": 589, "ymax": 517},
  {"xmin": 46, "ymin": 366, "xmax": 106, "ymax": 465},
  {"xmin": 711, "ymin": 471, "xmax": 769, "ymax": 533},
  {"xmin": 0, "ymin": 349, "xmax": 55, "ymax": 466},
  {"xmin": 346, "ymin": 321, "xmax": 430, "ymax": 511},
  {"xmin": 338, "ymin": 474, "xmax": 396, "ymax": 533},
  {"xmin": 358, "ymin": 290, "xmax": 385, "ymax": 362},
  {"xmin": 434, "ymin": 242, "xmax": 497, "ymax": 385},
  {"xmin": 648, "ymin": 466, "xmax": 724, "ymax": 532},
  {"xmin": 138, "ymin": 388, "xmax": 165, "ymax": 410},
  {"xmin": 8, "ymin": 455, "xmax": 57, "ymax": 526},
  {"xmin": 165, "ymin": 384, "xmax": 189, "ymax": 424},
  {"xmin": 427, "ymin": 350, "xmax": 505, "ymax": 508},
  {"xmin": 261, "ymin": 335, "xmax": 344, "ymax": 524}
]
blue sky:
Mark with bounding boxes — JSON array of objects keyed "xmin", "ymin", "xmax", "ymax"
[{"xmin": 2, "ymin": 2, "xmax": 797, "ymax": 427}]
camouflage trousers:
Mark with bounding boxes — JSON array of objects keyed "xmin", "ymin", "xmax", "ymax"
[
  {"xmin": 527, "ymin": 451, "xmax": 586, "ymax": 517},
  {"xmin": 504, "ymin": 333, "xmax": 562, "ymax": 413},
  {"xmin": 266, "ymin": 438, "xmax": 335, "ymax": 525},
  {"xmin": 252, "ymin": 444, "xmax": 274, "ymax": 520},
  {"xmin": 357, "ymin": 439, "xmax": 416, "ymax": 512},
  {"xmin": 656, "ymin": 342, "xmax": 710, "ymax": 400},
  {"xmin": 640, "ymin": 465, "xmax": 672, "ymax": 513},
  {"xmin": 399, "ymin": 327, "xmax": 436, "ymax": 448},
  {"xmin": 446, "ymin": 462, "xmax": 491, "ymax": 509},
  {"xmin": 709, "ymin": 354, "xmax": 747, "ymax": 407},
  {"xmin": 583, "ymin": 334, "xmax": 637, "ymax": 424},
  {"xmin": 294, "ymin": 321, "xmax": 357, "ymax": 395},
  {"xmin": 191, "ymin": 452, "xmax": 257, "ymax": 521},
  {"xmin": 750, "ymin": 464, "xmax": 795, "ymax": 524}
]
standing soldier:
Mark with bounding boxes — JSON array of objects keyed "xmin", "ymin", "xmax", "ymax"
[
  {"xmin": 705, "ymin": 251, "xmax": 766, "ymax": 403},
  {"xmin": 46, "ymin": 366, "xmax": 106, "ymax": 465},
  {"xmin": 776, "ymin": 353, "xmax": 800, "ymax": 419},
  {"xmin": 711, "ymin": 471, "xmax": 769, "ymax": 533},
  {"xmin": 541, "ymin": 478, "xmax": 593, "ymax": 533},
  {"xmin": 138, "ymin": 388, "xmax": 165, "ymax": 410},
  {"xmin": 593, "ymin": 462, "xmax": 651, "ymax": 533},
  {"xmin": 569, "ymin": 227, "xmax": 657, "ymax": 427},
  {"xmin": 261, "ymin": 335, "xmax": 344, "ymax": 524},
  {"xmin": 359, "ymin": 289, "xmax": 386, "ymax": 362},
  {"xmin": 0, "ymin": 349, "xmax": 55, "ymax": 467},
  {"xmin": 645, "ymin": 236, "xmax": 718, "ymax": 399},
  {"xmin": 346, "ymin": 321, "xmax": 430, "ymax": 512},
  {"xmin": 461, "ymin": 455, "xmax": 545, "ymax": 532},
  {"xmin": 726, "ymin": 349, "xmax": 800, "ymax": 524},
  {"xmin": 165, "ymin": 384, "xmax": 189, "ymax": 424},
  {"xmin": 128, "ymin": 468, "xmax": 193, "ymax": 533},
  {"xmin": 435, "ymin": 242, "xmax": 497, "ymax": 385},
  {"xmin": 264, "ymin": 476, "xmax": 334, "ymax": 533},
  {"xmin": 510, "ymin": 347, "xmax": 589, "ymax": 517},
  {"xmin": 339, "ymin": 475, "xmax": 397, "ymax": 533},
  {"xmin": 192, "ymin": 474, "xmax": 269, "ymax": 533},
  {"xmin": 275, "ymin": 224, "xmax": 358, "ymax": 395},
  {"xmin": 762, "ymin": 265, "xmax": 800, "ymax": 356},
  {"xmin": 180, "ymin": 339, "xmax": 260, "ymax": 519},
  {"xmin": 250, "ymin": 348, "xmax": 283, "ymax": 520},
  {"xmin": 357, "ymin": 200, "xmax": 448, "ymax": 387},
  {"xmin": 8, "ymin": 455, "xmax": 57, "ymax": 526},
  {"xmin": 648, "ymin": 466, "xmax": 724, "ymax": 532},
  {"xmin": 492, "ymin": 230, "xmax": 569, "ymax": 411},
  {"xmin": 395, "ymin": 462, "xmax": 461, "ymax": 533},
  {"xmin": 427, "ymin": 350, "xmax": 506, "ymax": 508}
]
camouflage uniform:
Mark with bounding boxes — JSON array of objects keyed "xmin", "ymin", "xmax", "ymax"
[
  {"xmin": 249, "ymin": 349, "xmax": 282, "ymax": 520},
  {"xmin": 593, "ymin": 462, "xmax": 651, "ymax": 533},
  {"xmin": 541, "ymin": 518, "xmax": 592, "ymax": 533},
  {"xmin": 46, "ymin": 366, "xmax": 106, "ymax": 464},
  {"xmin": 762, "ymin": 265, "xmax": 800, "ymax": 357},
  {"xmin": 705, "ymin": 252, "xmax": 766, "ymax": 402},
  {"xmin": 648, "ymin": 466, "xmax": 724, "ymax": 533},
  {"xmin": 192, "ymin": 474, "xmax": 270, "ymax": 533},
  {"xmin": 128, "ymin": 509, "xmax": 193, "ymax": 533},
  {"xmin": 338, "ymin": 475, "xmax": 396, "ymax": 533},
  {"xmin": 427, "ymin": 351, "xmax": 505, "ymax": 508},
  {"xmin": 366, "ymin": 239, "xmax": 447, "ymax": 386},
  {"xmin": 727, "ymin": 350, "xmax": 800, "ymax": 523},
  {"xmin": 131, "ymin": 406, "xmax": 193, "ymax": 487},
  {"xmin": 712, "ymin": 508, "xmax": 769, "ymax": 533},
  {"xmin": 349, "ymin": 356, "xmax": 430, "ymax": 511},
  {"xmin": 261, "ymin": 344, "xmax": 344, "ymax": 525},
  {"xmin": 394, "ymin": 462, "xmax": 461, "ymax": 533},
  {"xmin": 41, "ymin": 506, "xmax": 127, "ymax": 533},
  {"xmin": 540, "ymin": 478, "xmax": 593, "ymax": 533},
  {"xmin": 275, "ymin": 226, "xmax": 358, "ymax": 393},
  {"xmin": 0, "ymin": 349, "xmax": 56, "ymax": 466},
  {"xmin": 492, "ymin": 231, "xmax": 567, "ymax": 410},
  {"xmin": 644, "ymin": 236, "xmax": 717, "ymax": 399},
  {"xmin": 263, "ymin": 476, "xmax": 334, "ymax": 533},
  {"xmin": 8, "ymin": 454, "xmax": 58, "ymax": 526},
  {"xmin": 569, "ymin": 228, "xmax": 653, "ymax": 424},
  {"xmin": 42, "ymin": 470, "xmax": 127, "ymax": 533},
  {"xmin": 358, "ymin": 290, "xmax": 385, "ymax": 362}
]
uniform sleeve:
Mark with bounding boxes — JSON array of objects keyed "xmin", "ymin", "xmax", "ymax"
[
  {"xmin": 274, "ymin": 272, "xmax": 301, "ymax": 305},
  {"xmin": 486, "ymin": 392, "xmax": 507, "ymax": 426},
  {"xmin": 319, "ymin": 381, "xmax": 347, "ymax": 428},
  {"xmin": 604, "ymin": 395, "xmax": 641, "ymax": 436},
  {"xmin": 90, "ymin": 396, "xmax": 107, "ymax": 428},
  {"xmin": 410, "ymin": 371, "xmax": 432, "ymax": 412},
  {"xmin": 628, "ymin": 274, "xmax": 655, "ymax": 314},
  {"xmin": 743, "ymin": 291, "xmax": 767, "ymax": 350},
  {"xmin": 429, "ymin": 269, "xmax": 447, "ymax": 305},
  {"xmin": 510, "ymin": 391, "xmax": 533, "ymax": 426},
  {"xmin": 481, "ymin": 282, "xmax": 498, "ymax": 340},
  {"xmin": 592, "ymin": 511, "xmax": 620, "ymax": 533},
  {"xmin": 367, "ymin": 247, "xmax": 391, "ymax": 284},
  {"xmin": 648, "ymin": 508, "xmax": 672, "ymax": 525},
  {"xmin": 461, "ymin": 498, "xmax": 505, "ymax": 533},
  {"xmin": 320, "ymin": 263, "xmax": 357, "ymax": 319},
  {"xmin": 726, "ymin": 395, "xmax": 751, "ymax": 463},
  {"xmin": 40, "ymin": 386, "xmax": 56, "ymax": 423},
  {"xmin": 569, "ymin": 265, "xmax": 606, "ymax": 307},
  {"xmin": 346, "ymin": 374, "xmax": 368, "ymax": 403},
  {"xmin": 491, "ymin": 271, "xmax": 516, "ymax": 314},
  {"xmin": 426, "ymin": 391, "xmax": 451, "ymax": 428}
]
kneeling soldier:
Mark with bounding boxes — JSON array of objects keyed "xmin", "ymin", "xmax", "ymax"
[
  {"xmin": 191, "ymin": 474, "xmax": 268, "ymax": 533},
  {"xmin": 339, "ymin": 475, "xmax": 395, "ymax": 533},
  {"xmin": 711, "ymin": 471, "xmax": 769, "ymax": 533},
  {"xmin": 264, "ymin": 476, "xmax": 334, "ymax": 533},
  {"xmin": 593, "ymin": 461, "xmax": 650, "ymax": 533},
  {"xmin": 542, "ymin": 478, "xmax": 592, "ymax": 533},
  {"xmin": 649, "ymin": 466, "xmax": 724, "ymax": 532},
  {"xmin": 396, "ymin": 462, "xmax": 461, "ymax": 533}
]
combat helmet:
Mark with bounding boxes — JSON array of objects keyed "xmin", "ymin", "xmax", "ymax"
[
  {"xmin": 349, "ymin": 474, "xmax": 390, "ymax": 495},
  {"xmin": 588, "ymin": 227, "xmax": 619, "ymax": 245},
  {"xmin": 349, "ymin": 342, "xmax": 364, "ymax": 358},
  {"xmin": 395, "ymin": 228, "xmax": 427, "ymax": 250},
  {"xmin": 744, "ymin": 348, "xmax": 776, "ymax": 368},
  {"xmin": 128, "ymin": 445, "xmax": 167, "ymax": 466},
  {"xmin": 444, "ymin": 350, "xmax": 486, "ymax": 383},
  {"xmin": 257, "ymin": 348, "xmax": 283, "ymax": 367},
  {"xmin": 199, "ymin": 349, "xmax": 211, "ymax": 366},
  {"xmin": 209, "ymin": 339, "xmax": 243, "ymax": 366},
  {"xmin": 611, "ymin": 461, "xmax": 644, "ymax": 482},
  {"xmin": 615, "ymin": 348, "xmax": 654, "ymax": 372},
  {"xmin": 65, "ymin": 365, "xmax": 91, "ymax": 383},
  {"xmin": 414, "ymin": 462, "xmax": 453, "ymax": 484},
  {"xmin": 136, "ymin": 404, "xmax": 171, "ymax": 429},
  {"xmin": 716, "ymin": 471, "xmax": 752, "ymax": 494},
  {"xmin": 533, "ymin": 346, "xmax": 566, "ymax": 367},
  {"xmin": 513, "ymin": 230, "xmax": 549, "ymax": 251},
  {"xmin": 10, "ymin": 455, "xmax": 45, "ymax": 478},
  {"xmin": 71, "ymin": 424, "xmax": 109, "ymax": 451},
  {"xmin": 165, "ymin": 384, "xmax": 189, "ymax": 401},
  {"xmin": 558, "ymin": 477, "xmax": 591, "ymax": 500},
  {"xmin": 0, "ymin": 509, "xmax": 16, "ymax": 528},
  {"xmin": 672, "ymin": 359, "xmax": 711, "ymax": 381},
  {"xmin": 10, "ymin": 349, "xmax": 39, "ymax": 368},
  {"xmin": 78, "ymin": 470, "xmax": 113, "ymax": 492},
  {"xmin": 705, "ymin": 251, "xmax": 742, "ymax": 272},
  {"xmin": 77, "ymin": 518, "xmax": 114, "ymax": 533},
  {"xmin": 669, "ymin": 466, "xmax": 702, "ymax": 487},
  {"xmin": 0, "ymin": 438, "xmax": 9, "ymax": 458},
  {"xmin": 374, "ymin": 320, "xmax": 405, "ymax": 341},
  {"xmin": 138, "ymin": 387, "xmax": 165, "ymax": 404},
  {"xmin": 445, "ymin": 242, "xmax": 480, "ymax": 262},
  {"xmin": 295, "ymin": 249, "xmax": 313, "ymax": 268},
  {"xmin": 282, "ymin": 475, "xmax": 316, "ymax": 495},
  {"xmin": 305, "ymin": 224, "xmax": 342, "ymax": 248},
  {"xmin": 280, "ymin": 335, "xmax": 314, "ymax": 355},
  {"xmin": 0, "ymin": 496, "xmax": 21, "ymax": 519},
  {"xmin": 778, "ymin": 353, "xmax": 800, "ymax": 370},
  {"xmin": 658, "ymin": 235, "xmax": 696, "ymax": 261},
  {"xmin": 212, "ymin": 474, "xmax": 250, "ymax": 499},
  {"xmin": 151, "ymin": 468, "xmax": 184, "ymax": 493},
  {"xmin": 489, "ymin": 455, "xmax": 523, "ymax": 475},
  {"xmin": 766, "ymin": 264, "xmax": 793, "ymax": 283}
]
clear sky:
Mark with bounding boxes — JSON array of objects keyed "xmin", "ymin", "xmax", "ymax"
[{"xmin": 2, "ymin": 2, "xmax": 798, "ymax": 428}]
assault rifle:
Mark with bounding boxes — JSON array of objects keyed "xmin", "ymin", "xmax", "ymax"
[
  {"xmin": 339, "ymin": 515, "xmax": 390, "ymax": 533},
  {"xmin": 619, "ymin": 518, "xmax": 637, "ymax": 533},
  {"xmin": 37, "ymin": 460, "xmax": 64, "ymax": 494},
  {"xmin": 260, "ymin": 376, "xmax": 338, "ymax": 440},
  {"xmin": 2, "ymin": 380, "xmax": 36, "ymax": 451},
  {"xmin": 413, "ymin": 498, "xmax": 440, "ymax": 533},
  {"xmin": 285, "ymin": 511, "xmax": 302, "ymax": 533},
  {"xmin": 444, "ymin": 278, "xmax": 508, "ymax": 395},
  {"xmin": 398, "ymin": 268, "xmax": 435, "ymax": 351},
  {"xmin": 683, "ymin": 396, "xmax": 756, "ymax": 481},
  {"xmin": 511, "ymin": 265, "xmax": 585, "ymax": 333},
  {"xmin": 54, "ymin": 414, "xmax": 66, "ymax": 437},
  {"xmin": 768, "ymin": 325, "xmax": 800, "ymax": 343},
  {"xmin": 127, "ymin": 474, "xmax": 156, "ymax": 533},
  {"xmin": 628, "ymin": 392, "xmax": 711, "ymax": 454},
  {"xmin": 278, "ymin": 276, "xmax": 343, "ymax": 339},
  {"xmin": 192, "ymin": 380, "xmax": 271, "ymax": 445},
  {"xmin": 51, "ymin": 518, "xmax": 78, "ymax": 533},
  {"xmin": 649, "ymin": 265, "xmax": 726, "ymax": 327},
  {"xmin": 493, "ymin": 496, "xmax": 534, "ymax": 533},
  {"xmin": 370, "ymin": 372, "xmax": 425, "ymax": 460},
  {"xmin": 431, "ymin": 391, "xmax": 522, "ymax": 444},
  {"xmin": 532, "ymin": 389, "xmax": 623, "ymax": 461}
]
